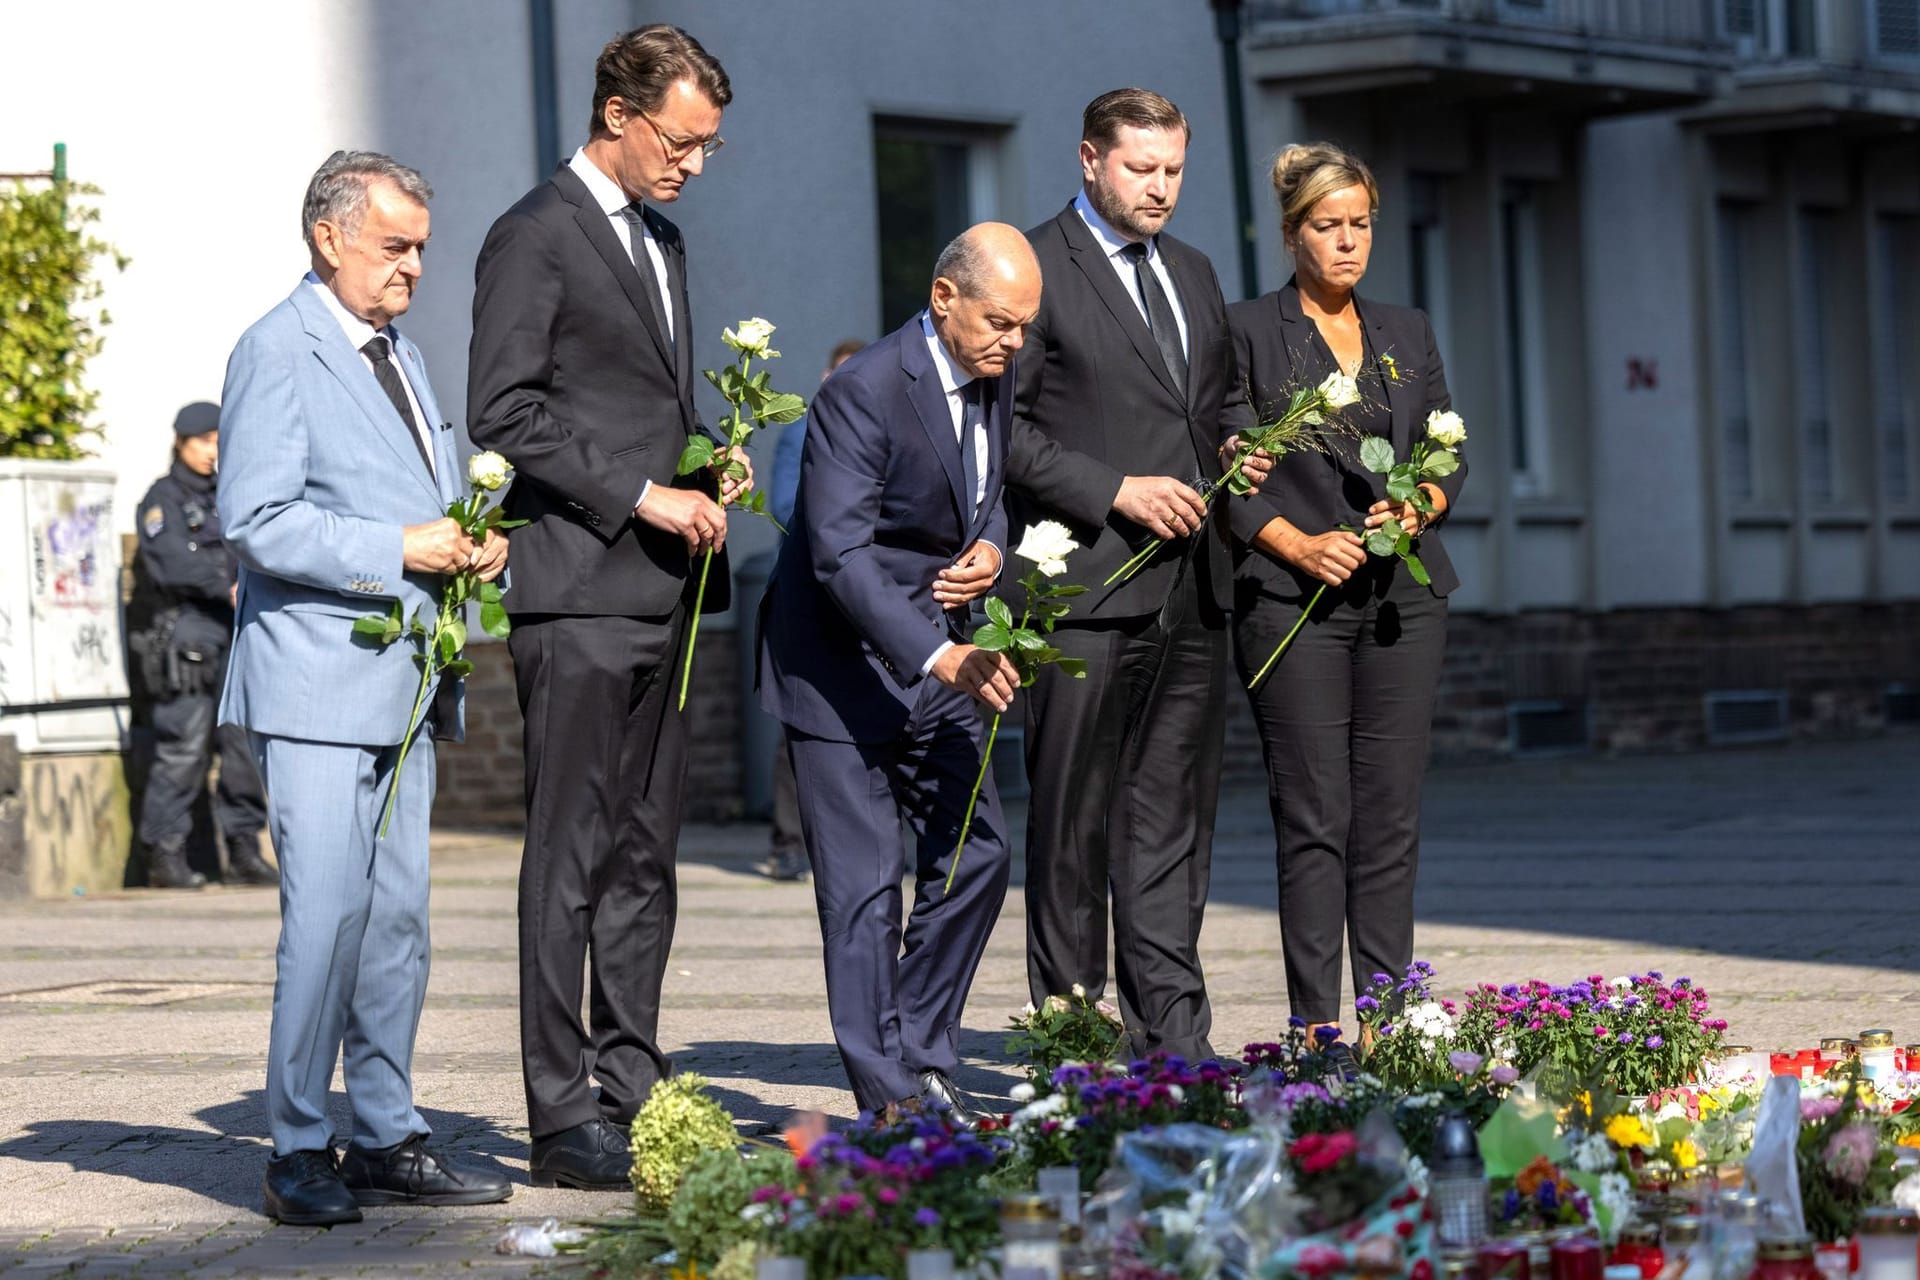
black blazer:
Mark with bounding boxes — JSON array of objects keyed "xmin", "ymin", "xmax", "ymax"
[
  {"xmin": 1006, "ymin": 203, "xmax": 1250, "ymax": 620},
  {"xmin": 758, "ymin": 319, "xmax": 1013, "ymax": 745},
  {"xmin": 1225, "ymin": 281, "xmax": 1467, "ymax": 602},
  {"xmin": 467, "ymin": 162, "xmax": 727, "ymax": 618}
]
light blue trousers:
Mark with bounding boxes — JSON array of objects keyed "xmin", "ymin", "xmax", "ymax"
[{"xmin": 250, "ymin": 727, "xmax": 434, "ymax": 1156}]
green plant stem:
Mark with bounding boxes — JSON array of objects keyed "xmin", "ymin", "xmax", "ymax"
[
  {"xmin": 1246, "ymin": 581, "xmax": 1328, "ymax": 691},
  {"xmin": 377, "ymin": 593, "xmax": 453, "ymax": 840},
  {"xmin": 945, "ymin": 710, "xmax": 1000, "ymax": 894},
  {"xmin": 1101, "ymin": 415, "xmax": 1289, "ymax": 588},
  {"xmin": 676, "ymin": 546, "xmax": 716, "ymax": 712}
]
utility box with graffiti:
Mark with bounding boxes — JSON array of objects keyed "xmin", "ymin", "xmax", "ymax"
[{"xmin": 0, "ymin": 460, "xmax": 131, "ymax": 753}]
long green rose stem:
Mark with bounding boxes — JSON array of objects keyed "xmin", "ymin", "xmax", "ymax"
[
  {"xmin": 1101, "ymin": 415, "xmax": 1293, "ymax": 588},
  {"xmin": 676, "ymin": 546, "xmax": 716, "ymax": 712},
  {"xmin": 945, "ymin": 711, "xmax": 1000, "ymax": 894},
  {"xmin": 1246, "ymin": 581, "xmax": 1328, "ymax": 692},
  {"xmin": 378, "ymin": 595, "xmax": 450, "ymax": 840}
]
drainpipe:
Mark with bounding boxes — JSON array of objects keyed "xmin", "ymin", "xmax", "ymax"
[
  {"xmin": 1211, "ymin": 0, "xmax": 1260, "ymax": 301},
  {"xmin": 529, "ymin": 0, "xmax": 560, "ymax": 178}
]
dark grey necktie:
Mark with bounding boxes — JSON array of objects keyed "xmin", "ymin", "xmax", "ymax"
[
  {"xmin": 1120, "ymin": 240, "xmax": 1188, "ymax": 400},
  {"xmin": 959, "ymin": 379, "xmax": 985, "ymax": 529},
  {"xmin": 618, "ymin": 203, "xmax": 675, "ymax": 353},
  {"xmin": 360, "ymin": 335, "xmax": 433, "ymax": 476}
]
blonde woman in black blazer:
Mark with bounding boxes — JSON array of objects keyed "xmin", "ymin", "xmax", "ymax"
[{"xmin": 1224, "ymin": 143, "xmax": 1468, "ymax": 1053}]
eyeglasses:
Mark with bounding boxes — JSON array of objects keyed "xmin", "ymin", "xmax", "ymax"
[{"xmin": 638, "ymin": 112, "xmax": 725, "ymax": 161}]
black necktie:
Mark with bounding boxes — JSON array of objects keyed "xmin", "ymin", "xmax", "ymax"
[
  {"xmin": 1120, "ymin": 241, "xmax": 1189, "ymax": 401},
  {"xmin": 360, "ymin": 335, "xmax": 433, "ymax": 476},
  {"xmin": 959, "ymin": 380, "xmax": 985, "ymax": 530},
  {"xmin": 619, "ymin": 203, "xmax": 675, "ymax": 355}
]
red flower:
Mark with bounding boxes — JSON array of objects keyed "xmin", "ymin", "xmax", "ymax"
[
  {"xmin": 1413, "ymin": 1260, "xmax": 1435, "ymax": 1280},
  {"xmin": 1291, "ymin": 1130, "xmax": 1359, "ymax": 1174}
]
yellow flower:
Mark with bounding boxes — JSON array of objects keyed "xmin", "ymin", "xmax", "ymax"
[
  {"xmin": 1897, "ymin": 1133, "xmax": 1920, "ymax": 1149},
  {"xmin": 1672, "ymin": 1139, "xmax": 1702, "ymax": 1169},
  {"xmin": 1698, "ymin": 1092, "xmax": 1720, "ymax": 1117},
  {"xmin": 1606, "ymin": 1114, "xmax": 1655, "ymax": 1150}
]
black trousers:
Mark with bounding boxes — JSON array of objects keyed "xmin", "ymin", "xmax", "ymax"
[
  {"xmin": 769, "ymin": 729, "xmax": 804, "ymax": 858},
  {"xmin": 509, "ymin": 610, "xmax": 688, "ymax": 1140},
  {"xmin": 1232, "ymin": 564, "xmax": 1448, "ymax": 1024},
  {"xmin": 786, "ymin": 682, "xmax": 1011, "ymax": 1112},
  {"xmin": 1021, "ymin": 577, "xmax": 1225, "ymax": 1060},
  {"xmin": 138, "ymin": 688, "xmax": 266, "ymax": 849}
]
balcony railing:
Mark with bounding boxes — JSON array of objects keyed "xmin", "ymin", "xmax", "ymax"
[{"xmin": 1247, "ymin": 0, "xmax": 1726, "ymax": 51}]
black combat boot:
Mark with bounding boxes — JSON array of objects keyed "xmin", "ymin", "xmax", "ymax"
[
  {"xmin": 224, "ymin": 833, "xmax": 280, "ymax": 886},
  {"xmin": 147, "ymin": 838, "xmax": 207, "ymax": 890}
]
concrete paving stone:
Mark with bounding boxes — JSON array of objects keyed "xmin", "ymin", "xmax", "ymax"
[{"xmin": 0, "ymin": 737, "xmax": 1913, "ymax": 1273}]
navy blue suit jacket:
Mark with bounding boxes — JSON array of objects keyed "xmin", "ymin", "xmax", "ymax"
[{"xmin": 758, "ymin": 317, "xmax": 1011, "ymax": 744}]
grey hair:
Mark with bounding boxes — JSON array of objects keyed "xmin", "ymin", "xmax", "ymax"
[
  {"xmin": 301, "ymin": 150, "xmax": 432, "ymax": 250},
  {"xmin": 933, "ymin": 232, "xmax": 989, "ymax": 296}
]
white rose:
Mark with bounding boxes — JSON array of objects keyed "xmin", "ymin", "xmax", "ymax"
[
  {"xmin": 467, "ymin": 450, "xmax": 511, "ymax": 492},
  {"xmin": 1425, "ymin": 409, "xmax": 1467, "ymax": 447},
  {"xmin": 1317, "ymin": 369, "xmax": 1362, "ymax": 410},
  {"xmin": 722, "ymin": 317, "xmax": 779, "ymax": 358},
  {"xmin": 1014, "ymin": 520, "xmax": 1080, "ymax": 577}
]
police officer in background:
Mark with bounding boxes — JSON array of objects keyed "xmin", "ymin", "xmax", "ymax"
[{"xmin": 130, "ymin": 402, "xmax": 276, "ymax": 889}]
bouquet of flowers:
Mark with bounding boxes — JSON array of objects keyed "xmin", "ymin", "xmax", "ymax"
[
  {"xmin": 1006, "ymin": 981, "xmax": 1128, "ymax": 1086},
  {"xmin": 1003, "ymin": 1055, "xmax": 1245, "ymax": 1192},
  {"xmin": 351, "ymin": 450, "xmax": 524, "ymax": 838},
  {"xmin": 674, "ymin": 317, "xmax": 806, "ymax": 709},
  {"xmin": 1798, "ymin": 1072, "xmax": 1901, "ymax": 1243},
  {"xmin": 1454, "ymin": 972, "xmax": 1727, "ymax": 1096}
]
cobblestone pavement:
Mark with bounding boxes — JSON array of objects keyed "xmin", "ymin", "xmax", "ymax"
[{"xmin": 0, "ymin": 737, "xmax": 1911, "ymax": 1274}]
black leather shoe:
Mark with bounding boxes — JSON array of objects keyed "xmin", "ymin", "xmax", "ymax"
[
  {"xmin": 225, "ymin": 833, "xmax": 280, "ymax": 886},
  {"xmin": 338, "ymin": 1134, "xmax": 512, "ymax": 1206},
  {"xmin": 917, "ymin": 1070, "xmax": 989, "ymax": 1129},
  {"xmin": 529, "ymin": 1118, "xmax": 630, "ymax": 1190},
  {"xmin": 1322, "ymin": 1040, "xmax": 1361, "ymax": 1081},
  {"xmin": 147, "ymin": 839, "xmax": 206, "ymax": 890},
  {"xmin": 263, "ymin": 1147, "xmax": 362, "ymax": 1226}
]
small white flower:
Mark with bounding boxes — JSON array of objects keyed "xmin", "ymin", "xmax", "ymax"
[
  {"xmin": 722, "ymin": 317, "xmax": 778, "ymax": 358},
  {"xmin": 1070, "ymin": 982, "xmax": 1087, "ymax": 999},
  {"xmin": 1317, "ymin": 369, "xmax": 1362, "ymax": 410},
  {"xmin": 1010, "ymin": 1082, "xmax": 1036, "ymax": 1103},
  {"xmin": 1015, "ymin": 520, "xmax": 1079, "ymax": 577},
  {"xmin": 1168, "ymin": 1084, "xmax": 1185, "ymax": 1102},
  {"xmin": 468, "ymin": 450, "xmax": 511, "ymax": 492},
  {"xmin": 1425, "ymin": 409, "xmax": 1467, "ymax": 447}
]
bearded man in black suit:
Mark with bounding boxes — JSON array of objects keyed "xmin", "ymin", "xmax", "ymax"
[{"xmin": 1006, "ymin": 88, "xmax": 1268, "ymax": 1060}]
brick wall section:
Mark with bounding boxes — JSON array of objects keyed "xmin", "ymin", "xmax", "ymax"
[{"xmin": 435, "ymin": 603, "xmax": 1920, "ymax": 826}]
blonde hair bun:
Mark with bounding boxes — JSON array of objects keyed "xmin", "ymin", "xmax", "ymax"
[{"xmin": 1270, "ymin": 141, "xmax": 1379, "ymax": 232}]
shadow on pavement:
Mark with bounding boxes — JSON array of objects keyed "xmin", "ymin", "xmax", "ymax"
[{"xmin": 0, "ymin": 1092, "xmax": 519, "ymax": 1216}]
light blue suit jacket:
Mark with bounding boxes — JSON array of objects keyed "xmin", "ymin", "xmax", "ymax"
[{"xmin": 217, "ymin": 280, "xmax": 465, "ymax": 747}]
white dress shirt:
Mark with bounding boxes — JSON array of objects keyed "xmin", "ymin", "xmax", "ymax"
[
  {"xmin": 567, "ymin": 147, "xmax": 672, "ymax": 512},
  {"xmin": 1073, "ymin": 189, "xmax": 1189, "ymax": 358},
  {"xmin": 306, "ymin": 271, "xmax": 434, "ymax": 478},
  {"xmin": 919, "ymin": 312, "xmax": 998, "ymax": 676}
]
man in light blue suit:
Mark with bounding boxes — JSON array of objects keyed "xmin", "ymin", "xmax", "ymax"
[{"xmin": 218, "ymin": 151, "xmax": 512, "ymax": 1225}]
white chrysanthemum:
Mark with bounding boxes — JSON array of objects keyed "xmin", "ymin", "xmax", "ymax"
[{"xmin": 1009, "ymin": 1081, "xmax": 1036, "ymax": 1103}]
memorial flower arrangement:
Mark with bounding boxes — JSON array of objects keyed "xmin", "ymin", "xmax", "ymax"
[
  {"xmin": 1107, "ymin": 368, "xmax": 1361, "ymax": 587},
  {"xmin": 1798, "ymin": 1071, "xmax": 1903, "ymax": 1243},
  {"xmin": 352, "ymin": 450, "xmax": 525, "ymax": 838},
  {"xmin": 674, "ymin": 317, "xmax": 807, "ymax": 709},
  {"xmin": 1006, "ymin": 982, "xmax": 1128, "ymax": 1086},
  {"xmin": 1002, "ymin": 1054, "xmax": 1246, "ymax": 1192}
]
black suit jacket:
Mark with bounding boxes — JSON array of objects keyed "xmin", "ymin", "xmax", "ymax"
[
  {"xmin": 757, "ymin": 319, "xmax": 1013, "ymax": 744},
  {"xmin": 467, "ymin": 162, "xmax": 727, "ymax": 617},
  {"xmin": 1224, "ymin": 281, "xmax": 1467, "ymax": 602},
  {"xmin": 1006, "ymin": 203, "xmax": 1250, "ymax": 620}
]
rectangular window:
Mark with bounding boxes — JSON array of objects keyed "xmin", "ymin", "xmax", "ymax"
[
  {"xmin": 1795, "ymin": 209, "xmax": 1836, "ymax": 505},
  {"xmin": 1407, "ymin": 172, "xmax": 1451, "ymax": 370},
  {"xmin": 1500, "ymin": 181, "xmax": 1550, "ymax": 496},
  {"xmin": 1875, "ymin": 215, "xmax": 1916, "ymax": 504},
  {"xmin": 873, "ymin": 118, "xmax": 1001, "ymax": 333},
  {"xmin": 1716, "ymin": 201, "xmax": 1756, "ymax": 504}
]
